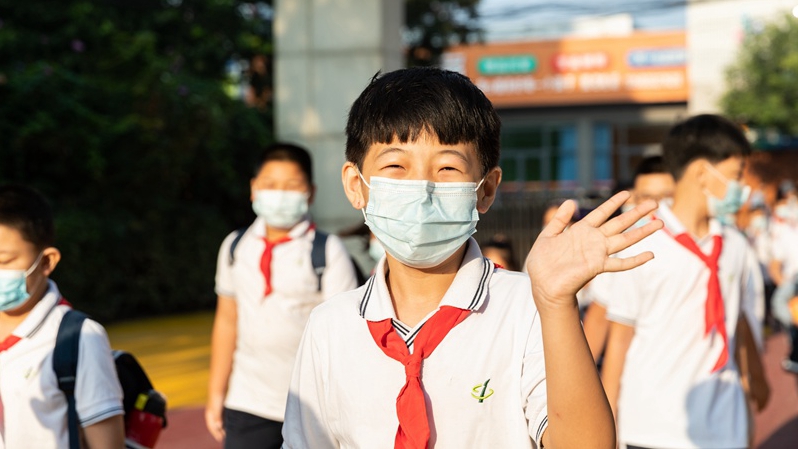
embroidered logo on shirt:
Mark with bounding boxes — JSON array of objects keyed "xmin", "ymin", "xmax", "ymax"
[{"xmin": 471, "ymin": 379, "xmax": 494, "ymax": 403}]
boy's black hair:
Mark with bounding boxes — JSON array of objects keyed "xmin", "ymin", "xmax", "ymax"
[
  {"xmin": 663, "ymin": 114, "xmax": 751, "ymax": 181},
  {"xmin": 634, "ymin": 155, "xmax": 668, "ymax": 179},
  {"xmin": 255, "ymin": 142, "xmax": 314, "ymax": 184},
  {"xmin": 0, "ymin": 184, "xmax": 55, "ymax": 250},
  {"xmin": 345, "ymin": 67, "xmax": 501, "ymax": 176}
]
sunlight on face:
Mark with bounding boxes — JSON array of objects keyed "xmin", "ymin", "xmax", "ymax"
[{"xmin": 251, "ymin": 160, "xmax": 311, "ymax": 199}]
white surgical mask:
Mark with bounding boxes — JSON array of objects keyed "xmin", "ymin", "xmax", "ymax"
[
  {"xmin": 359, "ymin": 173, "xmax": 483, "ymax": 269},
  {"xmin": 368, "ymin": 237, "xmax": 386, "ymax": 262},
  {"xmin": 252, "ymin": 190, "xmax": 309, "ymax": 229}
]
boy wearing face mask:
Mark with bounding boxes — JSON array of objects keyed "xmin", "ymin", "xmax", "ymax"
[
  {"xmin": 206, "ymin": 143, "xmax": 359, "ymax": 448},
  {"xmin": 601, "ymin": 115, "xmax": 767, "ymax": 449},
  {"xmin": 0, "ymin": 185, "xmax": 124, "ymax": 448},
  {"xmin": 282, "ymin": 67, "xmax": 663, "ymax": 449}
]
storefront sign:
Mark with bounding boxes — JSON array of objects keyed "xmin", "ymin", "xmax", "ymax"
[{"xmin": 442, "ymin": 31, "xmax": 688, "ymax": 107}]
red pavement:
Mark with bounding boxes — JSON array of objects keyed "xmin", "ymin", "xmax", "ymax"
[{"xmin": 157, "ymin": 333, "xmax": 798, "ymax": 449}]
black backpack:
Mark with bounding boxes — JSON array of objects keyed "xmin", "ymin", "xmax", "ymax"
[
  {"xmin": 228, "ymin": 227, "xmax": 367, "ymax": 288},
  {"xmin": 53, "ymin": 310, "xmax": 167, "ymax": 449}
]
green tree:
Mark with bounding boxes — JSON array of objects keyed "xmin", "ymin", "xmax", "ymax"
[
  {"xmin": 722, "ymin": 13, "xmax": 798, "ymax": 134},
  {"xmin": 0, "ymin": 0, "xmax": 273, "ymax": 321},
  {"xmin": 405, "ymin": 0, "xmax": 483, "ymax": 67}
]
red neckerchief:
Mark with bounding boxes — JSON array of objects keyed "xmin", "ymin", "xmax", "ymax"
[
  {"xmin": 367, "ymin": 306, "xmax": 471, "ymax": 449},
  {"xmin": 658, "ymin": 218, "xmax": 728, "ymax": 372},
  {"xmin": 260, "ymin": 224, "xmax": 315, "ymax": 297}
]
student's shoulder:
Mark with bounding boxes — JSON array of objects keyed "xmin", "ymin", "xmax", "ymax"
[
  {"xmin": 487, "ymin": 268, "xmax": 537, "ymax": 311},
  {"xmin": 307, "ymin": 282, "xmax": 369, "ymax": 325}
]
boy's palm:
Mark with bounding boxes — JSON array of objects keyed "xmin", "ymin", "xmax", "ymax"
[{"xmin": 526, "ymin": 192, "xmax": 662, "ymax": 308}]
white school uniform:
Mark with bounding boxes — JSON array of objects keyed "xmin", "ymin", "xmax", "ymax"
[
  {"xmin": 283, "ymin": 239, "xmax": 549, "ymax": 449},
  {"xmin": 771, "ymin": 219, "xmax": 798, "ymax": 281},
  {"xmin": 604, "ymin": 204, "xmax": 760, "ymax": 449},
  {"xmin": 0, "ymin": 281, "xmax": 123, "ymax": 449},
  {"xmin": 214, "ymin": 217, "xmax": 359, "ymax": 422}
]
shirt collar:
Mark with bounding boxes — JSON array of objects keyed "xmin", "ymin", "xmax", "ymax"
[
  {"xmin": 359, "ymin": 238, "xmax": 494, "ymax": 322},
  {"xmin": 12, "ymin": 280, "xmax": 61, "ymax": 339},
  {"xmin": 656, "ymin": 201, "xmax": 722, "ymax": 239},
  {"xmin": 252, "ymin": 216, "xmax": 312, "ymax": 239}
]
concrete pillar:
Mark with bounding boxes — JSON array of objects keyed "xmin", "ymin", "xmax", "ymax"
[{"xmin": 273, "ymin": 0, "xmax": 404, "ymax": 231}]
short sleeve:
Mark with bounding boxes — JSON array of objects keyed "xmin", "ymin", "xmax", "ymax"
[
  {"xmin": 586, "ymin": 273, "xmax": 614, "ymax": 308},
  {"xmin": 215, "ymin": 231, "xmax": 239, "ymax": 298},
  {"xmin": 522, "ymin": 311, "xmax": 548, "ymax": 448},
  {"xmin": 741, "ymin": 246, "xmax": 765, "ymax": 350},
  {"xmin": 604, "ymin": 267, "xmax": 642, "ymax": 326},
  {"xmin": 282, "ymin": 312, "xmax": 338, "ymax": 448},
  {"xmin": 320, "ymin": 235, "xmax": 360, "ymax": 298},
  {"xmin": 75, "ymin": 320, "xmax": 124, "ymax": 427}
]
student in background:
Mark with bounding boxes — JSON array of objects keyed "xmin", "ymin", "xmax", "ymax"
[
  {"xmin": 584, "ymin": 156, "xmax": 675, "ymax": 361},
  {"xmin": 206, "ymin": 143, "xmax": 359, "ymax": 449},
  {"xmin": 0, "ymin": 185, "xmax": 124, "ymax": 448},
  {"xmin": 481, "ymin": 234, "xmax": 518, "ymax": 271},
  {"xmin": 601, "ymin": 115, "xmax": 767, "ymax": 449},
  {"xmin": 769, "ymin": 180, "xmax": 798, "ymax": 373}
]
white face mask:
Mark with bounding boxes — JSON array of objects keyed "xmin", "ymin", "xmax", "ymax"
[
  {"xmin": 359, "ymin": 173, "xmax": 483, "ymax": 269},
  {"xmin": 368, "ymin": 237, "xmax": 386, "ymax": 262},
  {"xmin": 252, "ymin": 190, "xmax": 309, "ymax": 229}
]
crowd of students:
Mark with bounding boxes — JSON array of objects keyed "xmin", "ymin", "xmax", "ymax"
[{"xmin": 0, "ymin": 66, "xmax": 795, "ymax": 449}]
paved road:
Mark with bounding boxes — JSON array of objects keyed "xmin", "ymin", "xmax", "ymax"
[{"xmin": 109, "ymin": 315, "xmax": 798, "ymax": 448}]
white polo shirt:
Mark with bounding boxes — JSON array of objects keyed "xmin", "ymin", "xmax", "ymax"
[
  {"xmin": 604, "ymin": 204, "xmax": 760, "ymax": 449},
  {"xmin": 0, "ymin": 281, "xmax": 123, "ymax": 449},
  {"xmin": 283, "ymin": 239, "xmax": 549, "ymax": 449},
  {"xmin": 771, "ymin": 220, "xmax": 798, "ymax": 280},
  {"xmin": 215, "ymin": 217, "xmax": 359, "ymax": 421}
]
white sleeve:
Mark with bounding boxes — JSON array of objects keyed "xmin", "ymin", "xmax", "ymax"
[
  {"xmin": 741, "ymin": 246, "xmax": 765, "ymax": 350},
  {"xmin": 282, "ymin": 312, "xmax": 338, "ymax": 448},
  {"xmin": 320, "ymin": 235, "xmax": 359, "ymax": 299},
  {"xmin": 770, "ymin": 229, "xmax": 786, "ymax": 263},
  {"xmin": 605, "ymin": 267, "xmax": 642, "ymax": 326},
  {"xmin": 75, "ymin": 320, "xmax": 124, "ymax": 427},
  {"xmin": 522, "ymin": 311, "xmax": 548, "ymax": 449},
  {"xmin": 215, "ymin": 231, "xmax": 239, "ymax": 298}
]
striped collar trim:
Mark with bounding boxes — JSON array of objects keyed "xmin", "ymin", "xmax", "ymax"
[{"xmin": 358, "ymin": 238, "xmax": 493, "ymax": 322}]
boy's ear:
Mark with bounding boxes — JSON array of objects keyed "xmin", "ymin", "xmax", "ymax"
[
  {"xmin": 477, "ymin": 167, "xmax": 502, "ymax": 214},
  {"xmin": 40, "ymin": 247, "xmax": 61, "ymax": 277},
  {"xmin": 250, "ymin": 177, "xmax": 257, "ymax": 202},
  {"xmin": 308, "ymin": 184, "xmax": 317, "ymax": 206},
  {"xmin": 342, "ymin": 162, "xmax": 367, "ymax": 210}
]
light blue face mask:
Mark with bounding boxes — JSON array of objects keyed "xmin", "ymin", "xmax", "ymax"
[
  {"xmin": 252, "ymin": 189, "xmax": 309, "ymax": 229},
  {"xmin": 368, "ymin": 238, "xmax": 386, "ymax": 262},
  {"xmin": 0, "ymin": 253, "xmax": 43, "ymax": 312},
  {"xmin": 704, "ymin": 163, "xmax": 750, "ymax": 226},
  {"xmin": 359, "ymin": 173, "xmax": 483, "ymax": 269}
]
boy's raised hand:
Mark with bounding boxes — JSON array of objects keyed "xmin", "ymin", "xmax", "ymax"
[{"xmin": 526, "ymin": 191, "xmax": 662, "ymax": 311}]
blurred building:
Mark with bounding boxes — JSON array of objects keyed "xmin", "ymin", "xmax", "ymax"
[{"xmin": 441, "ymin": 0, "xmax": 798, "ymax": 194}]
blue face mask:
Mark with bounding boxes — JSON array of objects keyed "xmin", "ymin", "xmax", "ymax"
[
  {"xmin": 252, "ymin": 189, "xmax": 309, "ymax": 229},
  {"xmin": 359, "ymin": 174, "xmax": 483, "ymax": 269},
  {"xmin": 0, "ymin": 253, "xmax": 43, "ymax": 312},
  {"xmin": 704, "ymin": 163, "xmax": 750, "ymax": 226}
]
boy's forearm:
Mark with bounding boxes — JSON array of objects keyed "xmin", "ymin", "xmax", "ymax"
[{"xmin": 538, "ymin": 301, "xmax": 615, "ymax": 449}]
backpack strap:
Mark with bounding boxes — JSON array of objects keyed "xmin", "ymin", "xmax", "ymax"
[
  {"xmin": 311, "ymin": 231, "xmax": 328, "ymax": 291},
  {"xmin": 228, "ymin": 226, "xmax": 249, "ymax": 266},
  {"xmin": 53, "ymin": 310, "xmax": 87, "ymax": 449}
]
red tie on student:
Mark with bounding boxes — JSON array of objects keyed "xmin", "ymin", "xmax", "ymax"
[
  {"xmin": 367, "ymin": 306, "xmax": 470, "ymax": 449},
  {"xmin": 260, "ymin": 236, "xmax": 292, "ymax": 297},
  {"xmin": 673, "ymin": 233, "xmax": 728, "ymax": 372}
]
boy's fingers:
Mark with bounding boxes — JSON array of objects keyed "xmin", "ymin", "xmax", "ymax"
[
  {"xmin": 539, "ymin": 199, "xmax": 577, "ymax": 237},
  {"xmin": 600, "ymin": 200, "xmax": 658, "ymax": 236},
  {"xmin": 606, "ymin": 219, "xmax": 663, "ymax": 254},
  {"xmin": 603, "ymin": 251, "xmax": 655, "ymax": 272},
  {"xmin": 582, "ymin": 191, "xmax": 631, "ymax": 228}
]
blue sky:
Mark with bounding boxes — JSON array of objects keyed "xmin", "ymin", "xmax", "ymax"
[{"xmin": 477, "ymin": 0, "xmax": 686, "ymax": 41}]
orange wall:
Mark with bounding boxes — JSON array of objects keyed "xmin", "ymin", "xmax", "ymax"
[{"xmin": 444, "ymin": 31, "xmax": 688, "ymax": 108}]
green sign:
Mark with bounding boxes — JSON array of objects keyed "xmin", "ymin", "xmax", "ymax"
[{"xmin": 478, "ymin": 55, "xmax": 537, "ymax": 75}]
